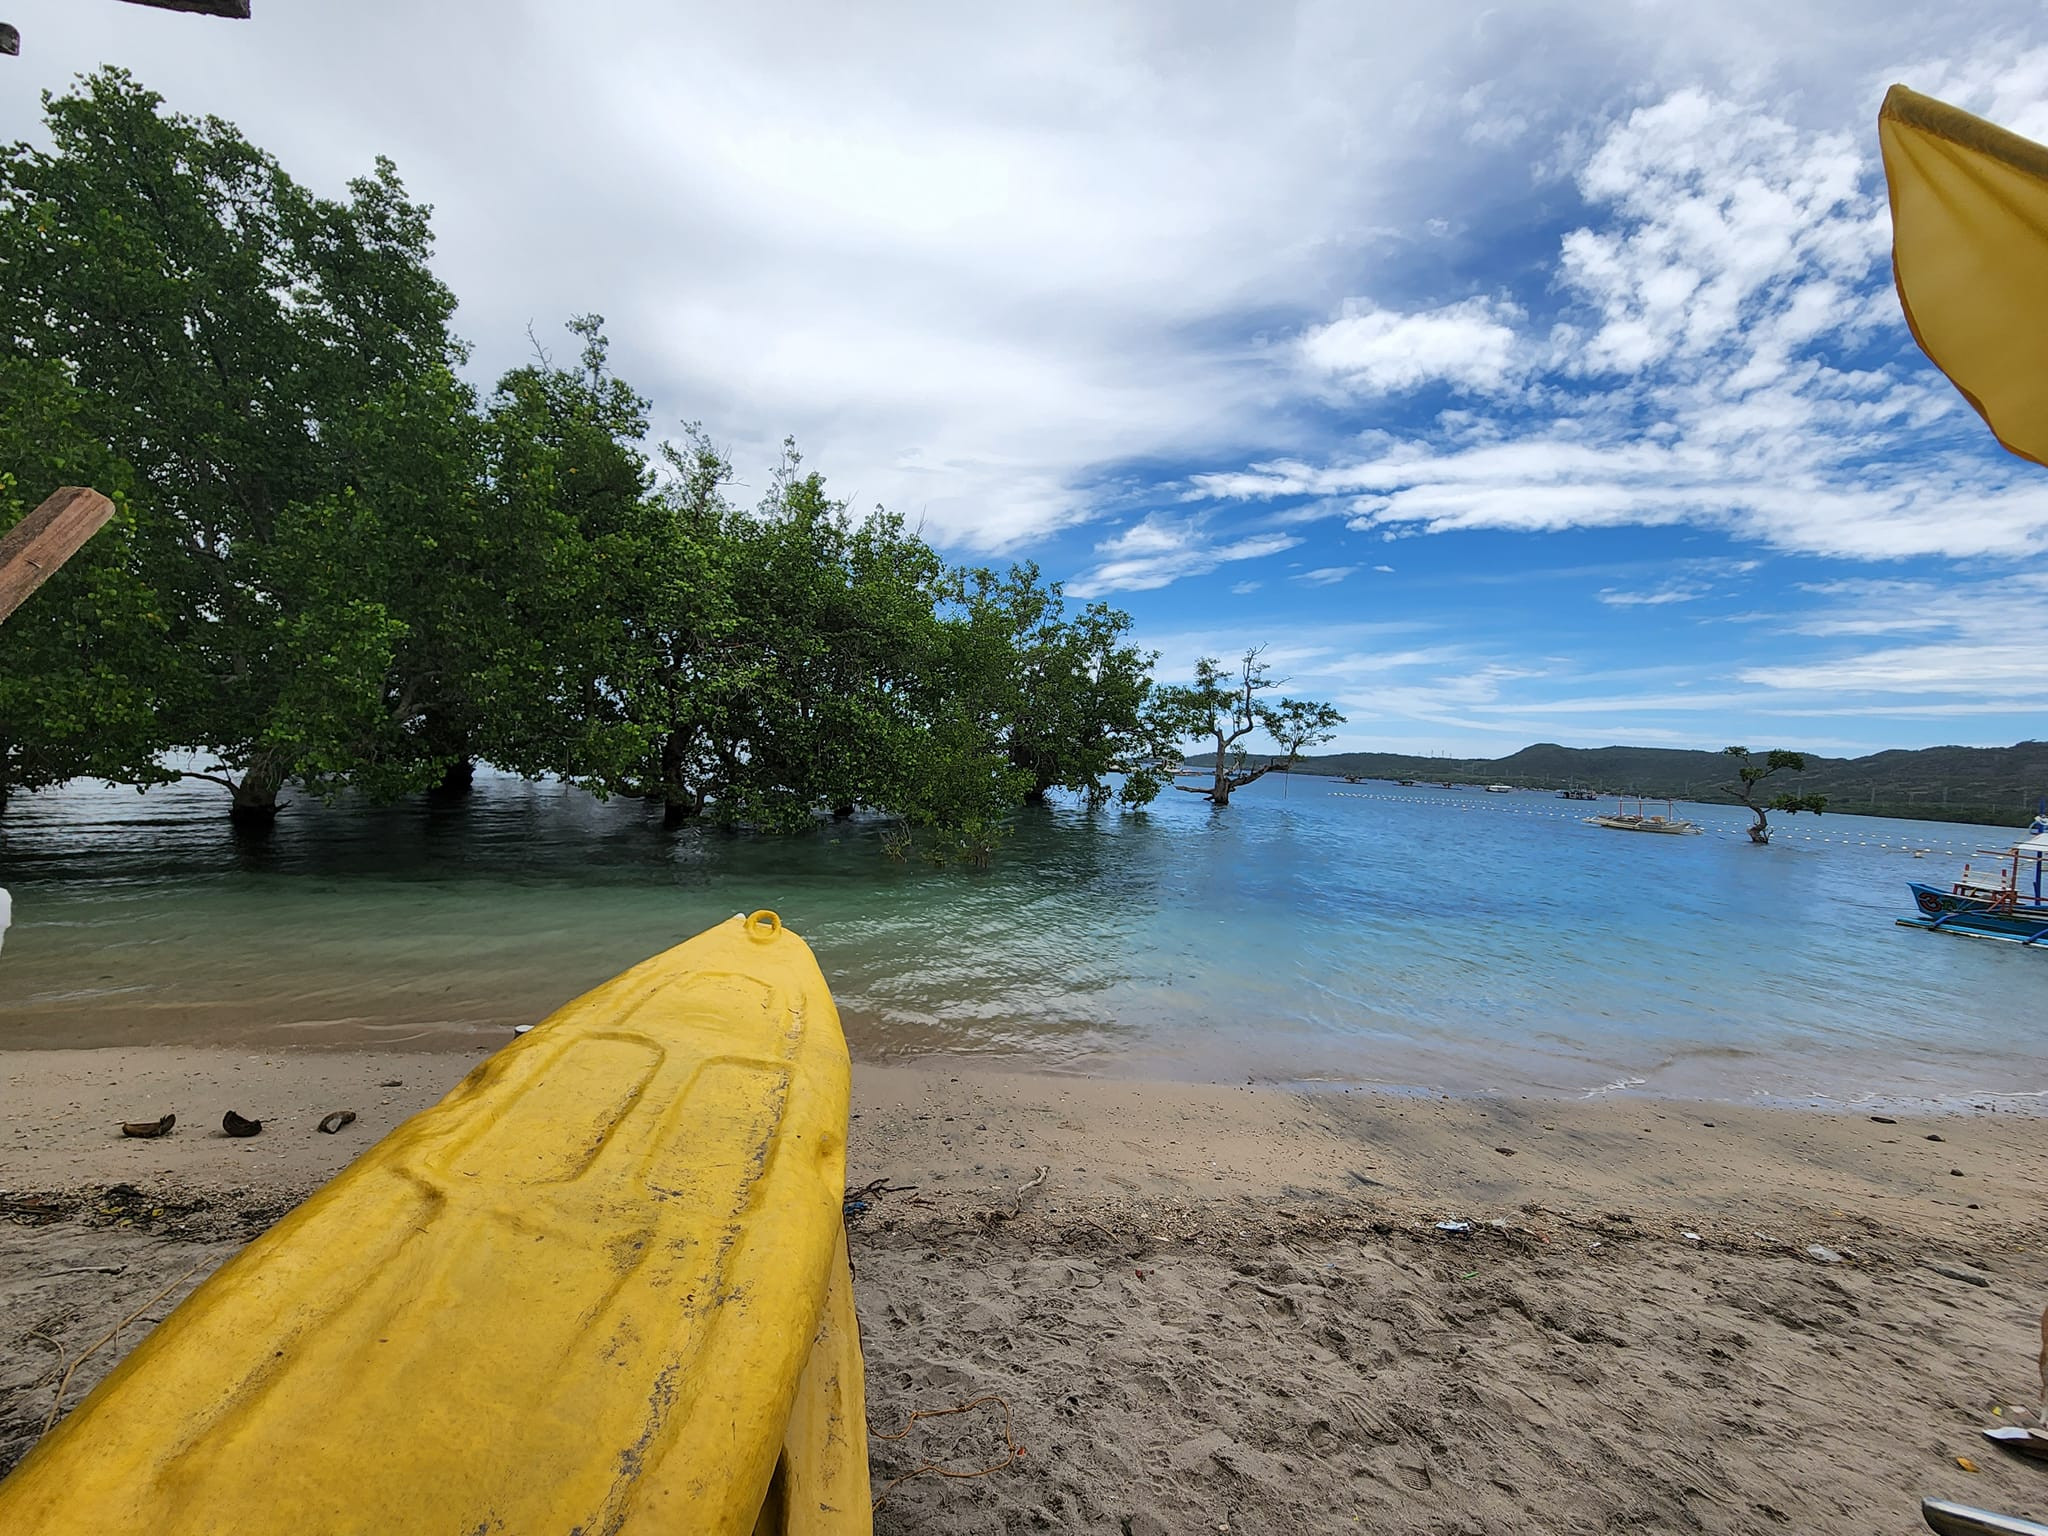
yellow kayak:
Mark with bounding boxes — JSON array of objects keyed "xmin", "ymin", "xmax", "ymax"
[{"xmin": 0, "ymin": 910, "xmax": 870, "ymax": 1534}]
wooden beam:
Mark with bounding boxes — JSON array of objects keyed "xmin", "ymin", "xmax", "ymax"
[
  {"xmin": 114, "ymin": 0, "xmax": 251, "ymax": 16},
  {"xmin": 0, "ymin": 487, "xmax": 115, "ymax": 624}
]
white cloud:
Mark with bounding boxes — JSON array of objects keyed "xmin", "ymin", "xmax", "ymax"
[
  {"xmin": 1372, "ymin": 564, "xmax": 1395, "ymax": 573},
  {"xmin": 9, "ymin": 1, "xmax": 2048, "ymax": 570},
  {"xmin": 4, "ymin": 0, "xmax": 1579, "ymax": 554},
  {"xmin": 1598, "ymin": 584, "xmax": 1708, "ymax": 607},
  {"xmin": 1744, "ymin": 643, "xmax": 2048, "ymax": 695},
  {"xmin": 1189, "ymin": 53, "xmax": 2048, "ymax": 565},
  {"xmin": 1297, "ymin": 297, "xmax": 1522, "ymax": 395},
  {"xmin": 1230, "ymin": 580, "xmax": 1262, "ymax": 595},
  {"xmin": 1294, "ymin": 566, "xmax": 1356, "ymax": 586},
  {"xmin": 1740, "ymin": 573, "xmax": 2048, "ymax": 702},
  {"xmin": 1067, "ymin": 515, "xmax": 1300, "ymax": 596},
  {"xmin": 1458, "ymin": 83, "xmax": 1530, "ymax": 149},
  {"xmin": 1558, "ymin": 87, "xmax": 1883, "ymax": 376}
]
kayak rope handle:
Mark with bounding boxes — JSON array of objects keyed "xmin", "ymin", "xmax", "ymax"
[{"xmin": 745, "ymin": 909, "xmax": 782, "ymax": 941}]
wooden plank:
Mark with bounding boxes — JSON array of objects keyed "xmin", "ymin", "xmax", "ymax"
[
  {"xmin": 0, "ymin": 486, "xmax": 115, "ymax": 624},
  {"xmin": 114, "ymin": 0, "xmax": 251, "ymax": 17}
]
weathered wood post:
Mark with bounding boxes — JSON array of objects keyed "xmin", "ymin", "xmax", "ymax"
[
  {"xmin": 0, "ymin": 487, "xmax": 115, "ymax": 624},
  {"xmin": 3, "ymin": 2, "xmax": 249, "ymax": 59}
]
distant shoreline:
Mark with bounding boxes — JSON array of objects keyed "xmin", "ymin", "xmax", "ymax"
[
  {"xmin": 1275, "ymin": 738, "xmax": 2048, "ymax": 828},
  {"xmin": 1284, "ymin": 770, "xmax": 2036, "ymax": 827}
]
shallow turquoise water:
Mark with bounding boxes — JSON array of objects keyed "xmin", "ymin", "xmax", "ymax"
[{"xmin": 0, "ymin": 772, "xmax": 2038, "ymax": 1108}]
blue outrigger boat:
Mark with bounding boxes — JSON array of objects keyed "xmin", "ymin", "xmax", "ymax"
[{"xmin": 1900, "ymin": 829, "xmax": 2048, "ymax": 944}]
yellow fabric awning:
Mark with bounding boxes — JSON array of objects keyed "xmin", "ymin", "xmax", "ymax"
[{"xmin": 1880, "ymin": 83, "xmax": 2048, "ymax": 465}]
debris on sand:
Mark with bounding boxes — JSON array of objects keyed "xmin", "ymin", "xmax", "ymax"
[
  {"xmin": 221, "ymin": 1111, "xmax": 262, "ymax": 1139},
  {"xmin": 1927, "ymin": 1263, "xmax": 1990, "ymax": 1289},
  {"xmin": 1983, "ymin": 1426, "xmax": 2048, "ymax": 1463},
  {"xmin": 315, "ymin": 1111, "xmax": 356, "ymax": 1135},
  {"xmin": 119, "ymin": 1115, "xmax": 174, "ymax": 1140}
]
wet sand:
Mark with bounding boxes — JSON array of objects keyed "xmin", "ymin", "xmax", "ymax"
[{"xmin": 4, "ymin": 1050, "xmax": 2047, "ymax": 1532}]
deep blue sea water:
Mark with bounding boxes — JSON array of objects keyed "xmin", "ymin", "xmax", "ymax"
[{"xmin": 0, "ymin": 771, "xmax": 2038, "ymax": 1109}]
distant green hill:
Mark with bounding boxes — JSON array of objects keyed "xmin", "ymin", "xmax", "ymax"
[{"xmin": 1273, "ymin": 740, "xmax": 2048, "ymax": 826}]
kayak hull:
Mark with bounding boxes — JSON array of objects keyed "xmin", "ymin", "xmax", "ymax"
[{"xmin": 0, "ymin": 910, "xmax": 869, "ymax": 1534}]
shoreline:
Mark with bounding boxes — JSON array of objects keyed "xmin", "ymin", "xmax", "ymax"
[
  {"xmin": 7, "ymin": 1034, "xmax": 2048, "ymax": 1123},
  {"xmin": 7, "ymin": 782, "xmax": 2043, "ymax": 1118},
  {"xmin": 5, "ymin": 1048, "xmax": 2047, "ymax": 1530},
  {"xmin": 4, "ymin": 1045, "xmax": 2041, "ymax": 1235}
]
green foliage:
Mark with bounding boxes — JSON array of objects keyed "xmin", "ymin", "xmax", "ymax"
[
  {"xmin": 957, "ymin": 563, "xmax": 1172, "ymax": 810},
  {"xmin": 719, "ymin": 449, "xmax": 966, "ymax": 831},
  {"xmin": 0, "ymin": 68, "xmax": 482, "ymax": 816},
  {"xmin": 0, "ymin": 358, "xmax": 171, "ymax": 807},
  {"xmin": 469, "ymin": 317, "xmax": 662, "ymax": 788},
  {"xmin": 0, "ymin": 73, "xmax": 1180, "ymax": 863},
  {"xmin": 1267, "ymin": 697, "xmax": 1346, "ymax": 761},
  {"xmin": 1154, "ymin": 648, "xmax": 1345, "ymax": 806},
  {"xmin": 1770, "ymin": 791, "xmax": 1830, "ymax": 815},
  {"xmin": 1722, "ymin": 746, "xmax": 1825, "ymax": 844},
  {"xmin": 1725, "ymin": 745, "xmax": 1807, "ymax": 787}
]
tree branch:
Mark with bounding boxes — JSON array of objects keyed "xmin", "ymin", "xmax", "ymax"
[{"xmin": 169, "ymin": 770, "xmax": 241, "ymax": 793}]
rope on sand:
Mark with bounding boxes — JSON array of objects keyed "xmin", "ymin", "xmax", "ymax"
[
  {"xmin": 41, "ymin": 1261, "xmax": 205, "ymax": 1434},
  {"xmin": 870, "ymin": 1393, "xmax": 1025, "ymax": 1511}
]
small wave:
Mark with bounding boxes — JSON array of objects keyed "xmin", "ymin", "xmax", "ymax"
[
  {"xmin": 1581, "ymin": 1074, "xmax": 1647, "ymax": 1098},
  {"xmin": 1656, "ymin": 1043, "xmax": 1760, "ymax": 1065},
  {"xmin": 25, "ymin": 984, "xmax": 151, "ymax": 1002}
]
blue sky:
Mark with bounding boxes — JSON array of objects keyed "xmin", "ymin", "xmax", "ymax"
[{"xmin": 10, "ymin": 2, "xmax": 2048, "ymax": 757}]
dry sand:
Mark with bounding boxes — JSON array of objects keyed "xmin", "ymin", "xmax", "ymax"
[{"xmin": 4, "ymin": 1048, "xmax": 2048, "ymax": 1533}]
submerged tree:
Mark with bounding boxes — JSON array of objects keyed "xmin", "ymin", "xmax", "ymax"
[
  {"xmin": 955, "ymin": 563, "xmax": 1173, "ymax": 810},
  {"xmin": 0, "ymin": 69, "xmax": 485, "ymax": 821},
  {"xmin": 0, "ymin": 71, "xmax": 1194, "ymax": 865},
  {"xmin": 0, "ymin": 359, "xmax": 173, "ymax": 811},
  {"xmin": 1723, "ymin": 746, "xmax": 1827, "ymax": 844},
  {"xmin": 470, "ymin": 316, "xmax": 666, "ymax": 794},
  {"xmin": 1154, "ymin": 648, "xmax": 1344, "ymax": 807},
  {"xmin": 607, "ymin": 424, "xmax": 741, "ymax": 824}
]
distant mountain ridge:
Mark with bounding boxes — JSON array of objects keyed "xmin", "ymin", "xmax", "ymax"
[{"xmin": 1282, "ymin": 740, "xmax": 2048, "ymax": 826}]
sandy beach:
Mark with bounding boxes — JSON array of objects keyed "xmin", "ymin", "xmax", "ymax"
[{"xmin": 4, "ymin": 1047, "xmax": 2046, "ymax": 1532}]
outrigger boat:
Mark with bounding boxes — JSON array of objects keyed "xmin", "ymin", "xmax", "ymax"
[
  {"xmin": 1583, "ymin": 797, "xmax": 1700, "ymax": 835},
  {"xmin": 1899, "ymin": 833, "xmax": 2048, "ymax": 944}
]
